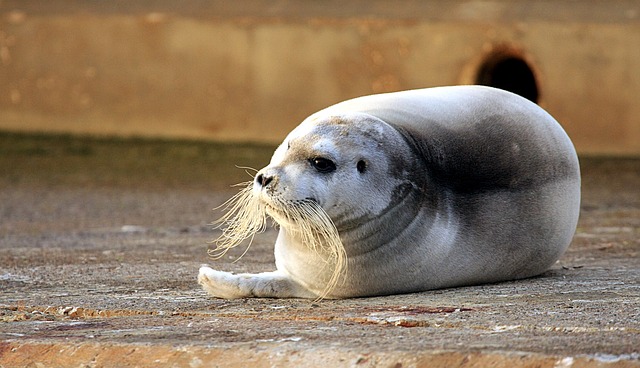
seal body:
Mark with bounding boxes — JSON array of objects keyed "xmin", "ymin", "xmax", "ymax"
[{"xmin": 198, "ymin": 86, "xmax": 581, "ymax": 299}]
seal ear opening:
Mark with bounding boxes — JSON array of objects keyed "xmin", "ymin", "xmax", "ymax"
[{"xmin": 357, "ymin": 160, "xmax": 367, "ymax": 173}]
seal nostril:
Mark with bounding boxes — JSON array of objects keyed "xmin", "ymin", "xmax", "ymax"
[{"xmin": 256, "ymin": 173, "xmax": 273, "ymax": 188}]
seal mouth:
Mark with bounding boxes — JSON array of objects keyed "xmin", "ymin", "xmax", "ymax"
[
  {"xmin": 264, "ymin": 202, "xmax": 288, "ymax": 224},
  {"xmin": 263, "ymin": 197, "xmax": 320, "ymax": 227}
]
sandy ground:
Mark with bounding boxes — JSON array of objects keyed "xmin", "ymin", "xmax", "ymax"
[{"xmin": 0, "ymin": 133, "xmax": 638, "ymax": 367}]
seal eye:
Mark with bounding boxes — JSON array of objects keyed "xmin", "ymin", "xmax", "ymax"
[
  {"xmin": 357, "ymin": 160, "xmax": 367, "ymax": 173},
  {"xmin": 310, "ymin": 157, "xmax": 336, "ymax": 173}
]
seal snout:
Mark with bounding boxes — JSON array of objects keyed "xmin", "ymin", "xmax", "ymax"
[{"xmin": 255, "ymin": 165, "xmax": 282, "ymax": 191}]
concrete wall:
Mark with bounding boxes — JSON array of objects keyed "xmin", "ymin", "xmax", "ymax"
[{"xmin": 1, "ymin": 1, "xmax": 639, "ymax": 155}]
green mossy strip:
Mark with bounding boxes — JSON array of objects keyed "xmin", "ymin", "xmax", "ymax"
[{"xmin": 0, "ymin": 132, "xmax": 276, "ymax": 190}]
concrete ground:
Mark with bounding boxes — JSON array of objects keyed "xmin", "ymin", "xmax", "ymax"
[{"xmin": 0, "ymin": 133, "xmax": 638, "ymax": 367}]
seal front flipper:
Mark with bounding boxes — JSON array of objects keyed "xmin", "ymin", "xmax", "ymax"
[{"xmin": 197, "ymin": 266, "xmax": 317, "ymax": 299}]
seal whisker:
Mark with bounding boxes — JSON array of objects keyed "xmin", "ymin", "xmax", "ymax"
[
  {"xmin": 285, "ymin": 199, "xmax": 347, "ymax": 299},
  {"xmin": 208, "ymin": 183, "xmax": 346, "ymax": 298},
  {"xmin": 257, "ymin": 196, "xmax": 347, "ymax": 299},
  {"xmin": 212, "ymin": 181, "xmax": 253, "ymax": 211},
  {"xmin": 234, "ymin": 165, "xmax": 260, "ymax": 179},
  {"xmin": 208, "ymin": 182, "xmax": 267, "ymax": 260}
]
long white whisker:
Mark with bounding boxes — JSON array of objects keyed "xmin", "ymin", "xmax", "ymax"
[
  {"xmin": 285, "ymin": 199, "xmax": 347, "ymax": 300},
  {"xmin": 209, "ymin": 185, "xmax": 347, "ymax": 299},
  {"xmin": 234, "ymin": 165, "xmax": 260, "ymax": 179},
  {"xmin": 208, "ymin": 182, "xmax": 267, "ymax": 259}
]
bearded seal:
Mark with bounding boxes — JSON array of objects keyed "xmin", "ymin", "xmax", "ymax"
[{"xmin": 198, "ymin": 85, "xmax": 581, "ymax": 299}]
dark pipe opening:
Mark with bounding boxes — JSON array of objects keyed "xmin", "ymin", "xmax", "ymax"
[{"xmin": 476, "ymin": 56, "xmax": 539, "ymax": 103}]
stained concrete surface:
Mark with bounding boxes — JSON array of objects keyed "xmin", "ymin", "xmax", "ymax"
[{"xmin": 0, "ymin": 133, "xmax": 638, "ymax": 367}]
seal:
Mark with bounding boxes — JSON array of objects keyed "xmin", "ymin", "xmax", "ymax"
[{"xmin": 198, "ymin": 85, "xmax": 581, "ymax": 299}]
